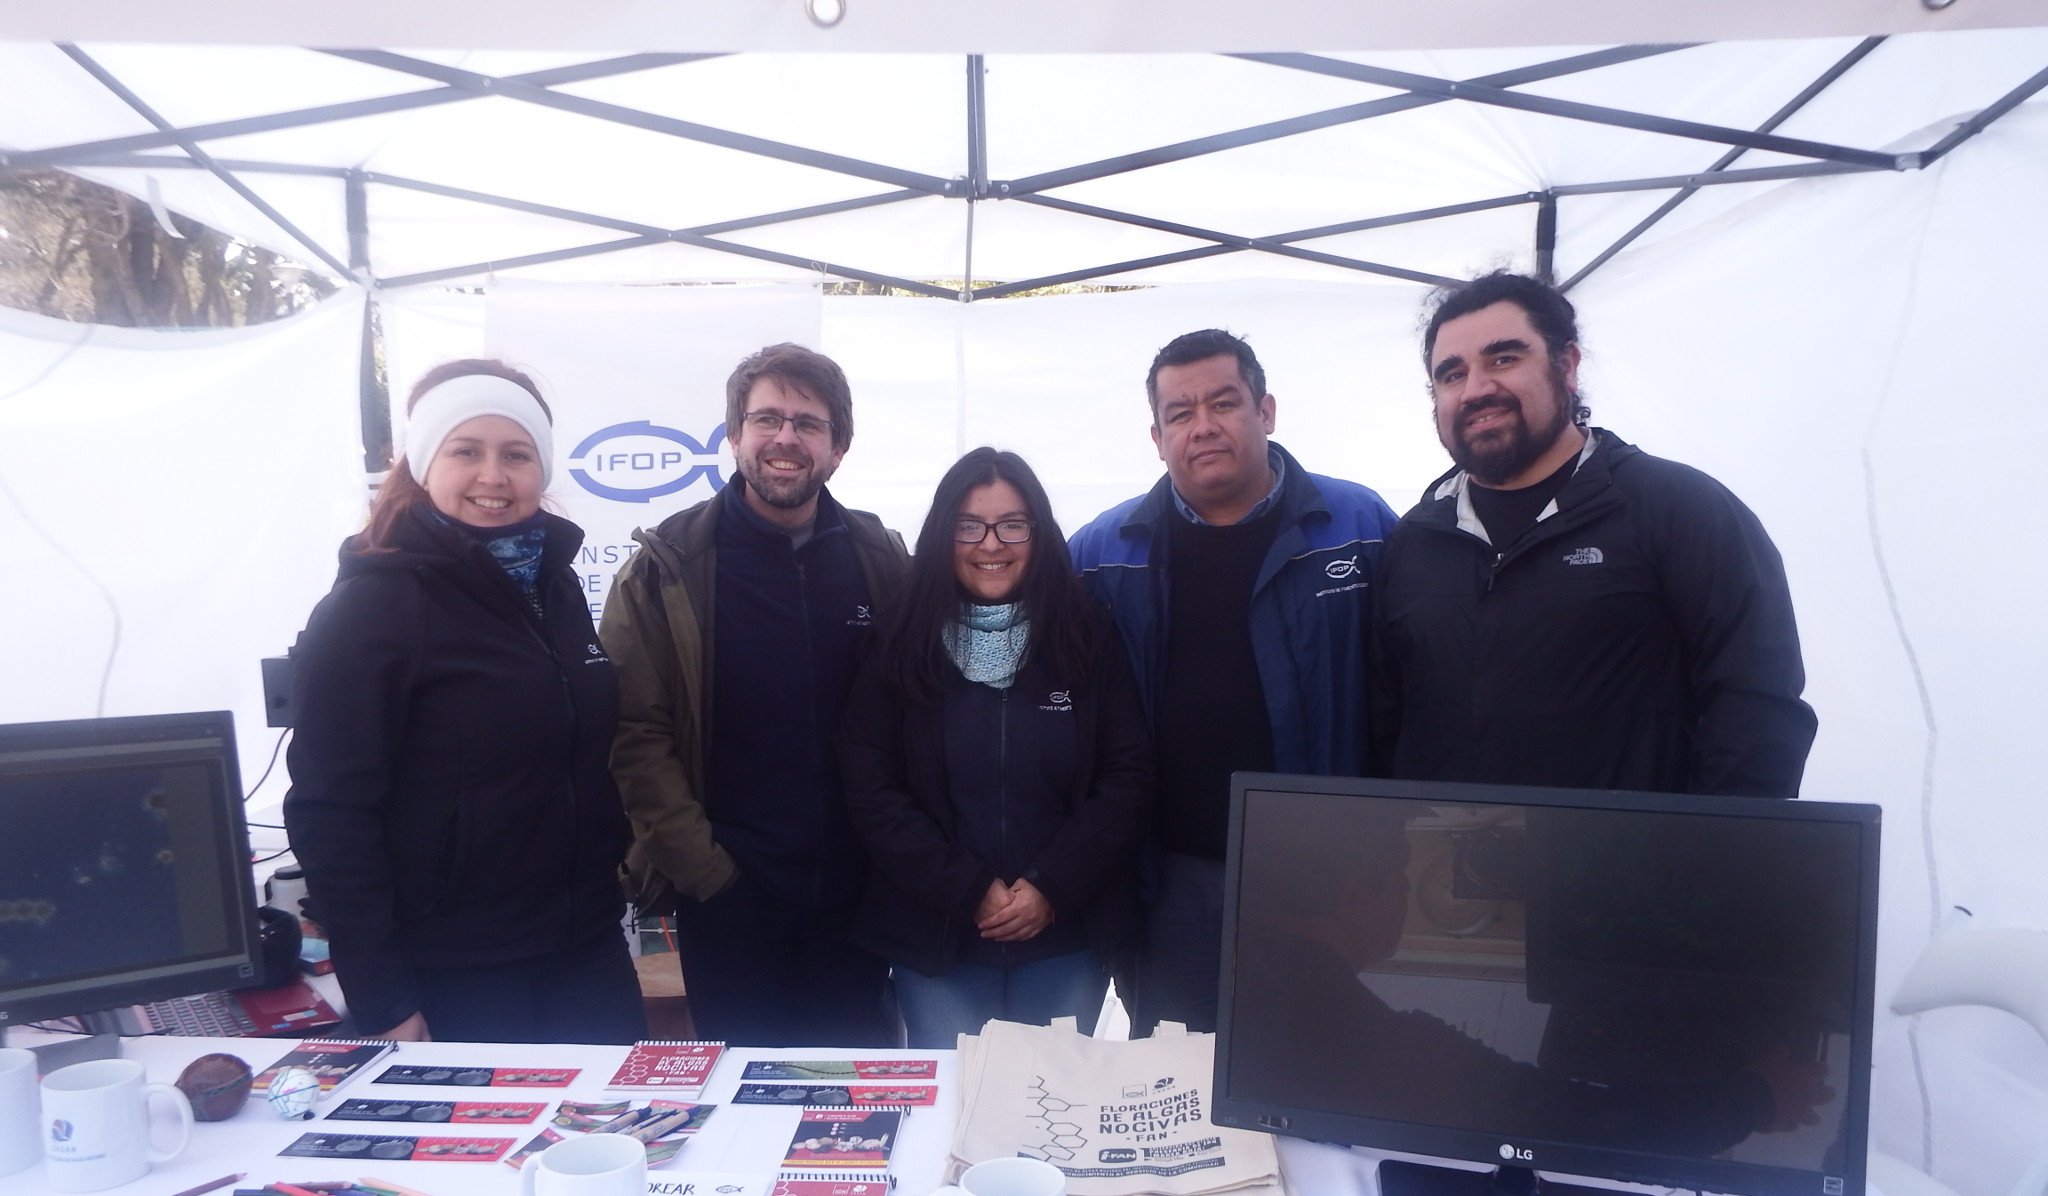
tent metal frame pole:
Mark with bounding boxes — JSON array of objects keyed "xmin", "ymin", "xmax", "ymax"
[
  {"xmin": 1551, "ymin": 160, "xmax": 1875, "ymax": 196},
  {"xmin": 373, "ymin": 184, "xmax": 948, "ymax": 295},
  {"xmin": 345, "ymin": 168, "xmax": 383, "ymax": 470},
  {"xmin": 369, "ymin": 171, "xmax": 921, "ymax": 237},
  {"xmin": 22, "ymin": 154, "xmax": 348, "ymax": 176},
  {"xmin": 964, "ymin": 53, "xmax": 988, "ymax": 298},
  {"xmin": 971, "ymin": 246, "xmax": 1240, "ymax": 300},
  {"xmin": 1236, "ymin": 51, "xmax": 1904, "ymax": 170},
  {"xmin": 56, "ymin": 44, "xmax": 355, "ymax": 280},
  {"xmin": 2, "ymin": 54, "xmax": 719, "ymax": 172},
  {"xmin": 998, "ymin": 44, "xmax": 1691, "ymax": 197},
  {"xmin": 324, "ymin": 49, "xmax": 959, "ymax": 197},
  {"xmin": 1013, "ymin": 193, "xmax": 1463, "ymax": 286},
  {"xmin": 1560, "ymin": 36, "xmax": 1887, "ymax": 291},
  {"xmin": 979, "ymin": 193, "xmax": 1533, "ymax": 297},
  {"xmin": 344, "ymin": 169, "xmax": 371, "ymax": 274},
  {"xmin": 13, "ymin": 41, "xmax": 2036, "ymax": 298},
  {"xmin": 1918, "ymin": 64, "xmax": 2048, "ymax": 166}
]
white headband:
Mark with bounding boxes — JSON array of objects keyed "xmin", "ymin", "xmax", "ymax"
[{"xmin": 403, "ymin": 373, "xmax": 554, "ymax": 489}]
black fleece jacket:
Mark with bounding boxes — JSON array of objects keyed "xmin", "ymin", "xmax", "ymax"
[
  {"xmin": 284, "ymin": 506, "xmax": 630, "ymax": 1034},
  {"xmin": 838, "ymin": 612, "xmax": 1153, "ymax": 977},
  {"xmin": 1371, "ymin": 429, "xmax": 1816, "ymax": 798}
]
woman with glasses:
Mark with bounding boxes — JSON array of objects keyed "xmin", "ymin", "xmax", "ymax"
[{"xmin": 839, "ymin": 448, "xmax": 1153, "ymax": 1047}]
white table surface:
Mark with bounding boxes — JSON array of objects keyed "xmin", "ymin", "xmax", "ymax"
[
  {"xmin": 6, "ymin": 1031, "xmax": 1886, "ymax": 1196},
  {"xmin": 7, "ymin": 1034, "xmax": 961, "ymax": 1196}
]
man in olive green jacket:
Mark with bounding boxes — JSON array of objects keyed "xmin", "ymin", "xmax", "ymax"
[{"xmin": 601, "ymin": 343, "xmax": 908, "ymax": 1047}]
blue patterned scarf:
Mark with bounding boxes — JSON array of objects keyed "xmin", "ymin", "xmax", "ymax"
[
  {"xmin": 943, "ymin": 602, "xmax": 1030, "ymax": 689},
  {"xmin": 436, "ymin": 509, "xmax": 549, "ymax": 615}
]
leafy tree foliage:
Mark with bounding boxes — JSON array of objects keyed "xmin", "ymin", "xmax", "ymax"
[{"xmin": 0, "ymin": 169, "xmax": 336, "ymax": 327}]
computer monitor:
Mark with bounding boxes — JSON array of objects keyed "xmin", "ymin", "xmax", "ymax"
[
  {"xmin": 0, "ymin": 711, "xmax": 265, "ymax": 1037},
  {"xmin": 1214, "ymin": 773, "xmax": 1879, "ymax": 1196}
]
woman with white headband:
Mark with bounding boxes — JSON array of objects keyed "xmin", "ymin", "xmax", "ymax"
[{"xmin": 284, "ymin": 359, "xmax": 645, "ymax": 1045}]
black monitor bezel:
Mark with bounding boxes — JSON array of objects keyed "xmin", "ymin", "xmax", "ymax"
[
  {"xmin": 1212, "ymin": 771, "xmax": 1879, "ymax": 1196},
  {"xmin": 0, "ymin": 710, "xmax": 265, "ymax": 1028}
]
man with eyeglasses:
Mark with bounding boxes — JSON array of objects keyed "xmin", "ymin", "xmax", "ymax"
[
  {"xmin": 601, "ymin": 342, "xmax": 908, "ymax": 1047},
  {"xmin": 1069, "ymin": 328, "xmax": 1398, "ymax": 1036}
]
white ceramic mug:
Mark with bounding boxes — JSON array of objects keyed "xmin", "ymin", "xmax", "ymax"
[
  {"xmin": 0, "ymin": 1047, "xmax": 39, "ymax": 1178},
  {"xmin": 519, "ymin": 1131, "xmax": 647, "ymax": 1196},
  {"xmin": 933, "ymin": 1156, "xmax": 1069, "ymax": 1196},
  {"xmin": 40, "ymin": 1057, "xmax": 193, "ymax": 1193}
]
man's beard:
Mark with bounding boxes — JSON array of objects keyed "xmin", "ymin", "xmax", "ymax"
[
  {"xmin": 1448, "ymin": 369, "xmax": 1575, "ymax": 487},
  {"xmin": 740, "ymin": 449, "xmax": 833, "ymax": 510}
]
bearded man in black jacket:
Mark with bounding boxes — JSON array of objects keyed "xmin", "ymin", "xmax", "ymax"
[{"xmin": 1370, "ymin": 272, "xmax": 1817, "ymax": 798}]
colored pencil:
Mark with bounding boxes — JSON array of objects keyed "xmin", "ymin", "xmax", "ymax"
[{"xmin": 166, "ymin": 1175, "xmax": 245, "ymax": 1196}]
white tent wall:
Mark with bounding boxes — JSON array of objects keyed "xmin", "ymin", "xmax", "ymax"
[
  {"xmin": 1570, "ymin": 103, "xmax": 2048, "ymax": 1193},
  {"xmin": 0, "ymin": 291, "xmax": 372, "ymax": 842},
  {"xmin": 2, "ymin": 19, "xmax": 2044, "ymax": 1188}
]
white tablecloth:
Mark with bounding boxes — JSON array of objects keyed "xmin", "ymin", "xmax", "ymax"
[{"xmin": 7, "ymin": 1032, "xmax": 1806, "ymax": 1196}]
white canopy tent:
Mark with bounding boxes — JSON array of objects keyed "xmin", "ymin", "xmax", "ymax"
[{"xmin": 2, "ymin": 12, "xmax": 2047, "ymax": 1195}]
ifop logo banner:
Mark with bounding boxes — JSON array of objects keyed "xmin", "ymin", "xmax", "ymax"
[{"xmin": 569, "ymin": 420, "xmax": 729, "ymax": 503}]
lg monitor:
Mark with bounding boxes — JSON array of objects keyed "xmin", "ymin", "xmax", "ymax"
[
  {"xmin": 1214, "ymin": 773, "xmax": 1879, "ymax": 1196},
  {"xmin": 0, "ymin": 711, "xmax": 265, "ymax": 1039}
]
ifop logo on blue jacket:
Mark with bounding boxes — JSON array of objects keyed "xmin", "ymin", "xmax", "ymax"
[{"xmin": 569, "ymin": 420, "xmax": 728, "ymax": 503}]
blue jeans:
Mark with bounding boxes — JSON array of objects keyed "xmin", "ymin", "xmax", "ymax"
[{"xmin": 893, "ymin": 949, "xmax": 1109, "ymax": 1049}]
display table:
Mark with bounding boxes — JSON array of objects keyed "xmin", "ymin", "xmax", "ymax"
[
  {"xmin": 6, "ymin": 1032, "xmax": 1836, "ymax": 1196},
  {"xmin": 6, "ymin": 1035, "xmax": 960, "ymax": 1196}
]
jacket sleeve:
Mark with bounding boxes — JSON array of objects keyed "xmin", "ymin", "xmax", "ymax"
[
  {"xmin": 1024, "ymin": 622, "xmax": 1155, "ymax": 916},
  {"xmin": 837, "ymin": 654, "xmax": 999, "ymax": 922},
  {"xmin": 281, "ymin": 574, "xmax": 423, "ymax": 1036},
  {"xmin": 1367, "ymin": 531, "xmax": 1406, "ymax": 778},
  {"xmin": 1652, "ymin": 471, "xmax": 1819, "ymax": 798},
  {"xmin": 598, "ymin": 553, "xmax": 739, "ymax": 904}
]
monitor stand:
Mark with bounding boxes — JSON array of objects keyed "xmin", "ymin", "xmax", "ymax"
[
  {"xmin": 1379, "ymin": 1160, "xmax": 1611, "ymax": 1195},
  {"xmin": 0, "ymin": 1026, "xmax": 123, "ymax": 1070}
]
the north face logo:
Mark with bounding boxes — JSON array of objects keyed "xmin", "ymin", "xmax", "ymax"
[{"xmin": 1562, "ymin": 547, "xmax": 1604, "ymax": 566}]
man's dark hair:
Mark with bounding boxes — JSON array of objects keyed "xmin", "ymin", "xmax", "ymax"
[
  {"xmin": 1144, "ymin": 329, "xmax": 1266, "ymax": 418},
  {"xmin": 1422, "ymin": 271, "xmax": 1590, "ymax": 424},
  {"xmin": 1422, "ymin": 271, "xmax": 1581, "ymax": 365},
  {"xmin": 725, "ymin": 342, "xmax": 854, "ymax": 453}
]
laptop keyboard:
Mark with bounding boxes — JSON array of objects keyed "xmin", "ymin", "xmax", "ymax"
[{"xmin": 136, "ymin": 992, "xmax": 260, "ymax": 1037}]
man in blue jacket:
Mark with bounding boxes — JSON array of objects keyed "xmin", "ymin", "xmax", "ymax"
[
  {"xmin": 1070, "ymin": 328, "xmax": 1398, "ymax": 1035},
  {"xmin": 1371, "ymin": 272, "xmax": 1816, "ymax": 797}
]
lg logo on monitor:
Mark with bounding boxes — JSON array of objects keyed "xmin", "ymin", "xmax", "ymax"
[{"xmin": 1498, "ymin": 1144, "xmax": 1533, "ymax": 1162}]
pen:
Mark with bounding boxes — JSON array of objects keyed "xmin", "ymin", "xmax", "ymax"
[
  {"xmin": 594, "ymin": 1105, "xmax": 657, "ymax": 1134},
  {"xmin": 167, "ymin": 1175, "xmax": 245, "ymax": 1196},
  {"xmin": 629, "ymin": 1105, "xmax": 697, "ymax": 1142}
]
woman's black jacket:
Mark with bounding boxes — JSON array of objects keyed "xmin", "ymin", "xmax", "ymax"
[
  {"xmin": 837, "ymin": 611, "xmax": 1153, "ymax": 977},
  {"xmin": 283, "ymin": 506, "xmax": 630, "ymax": 1034}
]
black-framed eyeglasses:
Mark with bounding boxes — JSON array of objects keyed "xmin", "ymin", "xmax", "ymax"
[
  {"xmin": 742, "ymin": 410, "xmax": 835, "ymax": 439},
  {"xmin": 955, "ymin": 518, "xmax": 1034, "ymax": 545}
]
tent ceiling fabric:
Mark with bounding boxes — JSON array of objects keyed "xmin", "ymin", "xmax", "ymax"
[
  {"xmin": 0, "ymin": 0, "xmax": 2041, "ymax": 55},
  {"xmin": 1, "ymin": 32, "xmax": 2044, "ymax": 295}
]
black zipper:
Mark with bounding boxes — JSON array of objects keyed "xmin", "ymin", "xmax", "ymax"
[{"xmin": 997, "ymin": 684, "xmax": 1011, "ymax": 967}]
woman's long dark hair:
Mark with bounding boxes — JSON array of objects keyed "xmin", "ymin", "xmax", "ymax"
[{"xmin": 876, "ymin": 447, "xmax": 1099, "ymax": 703}]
